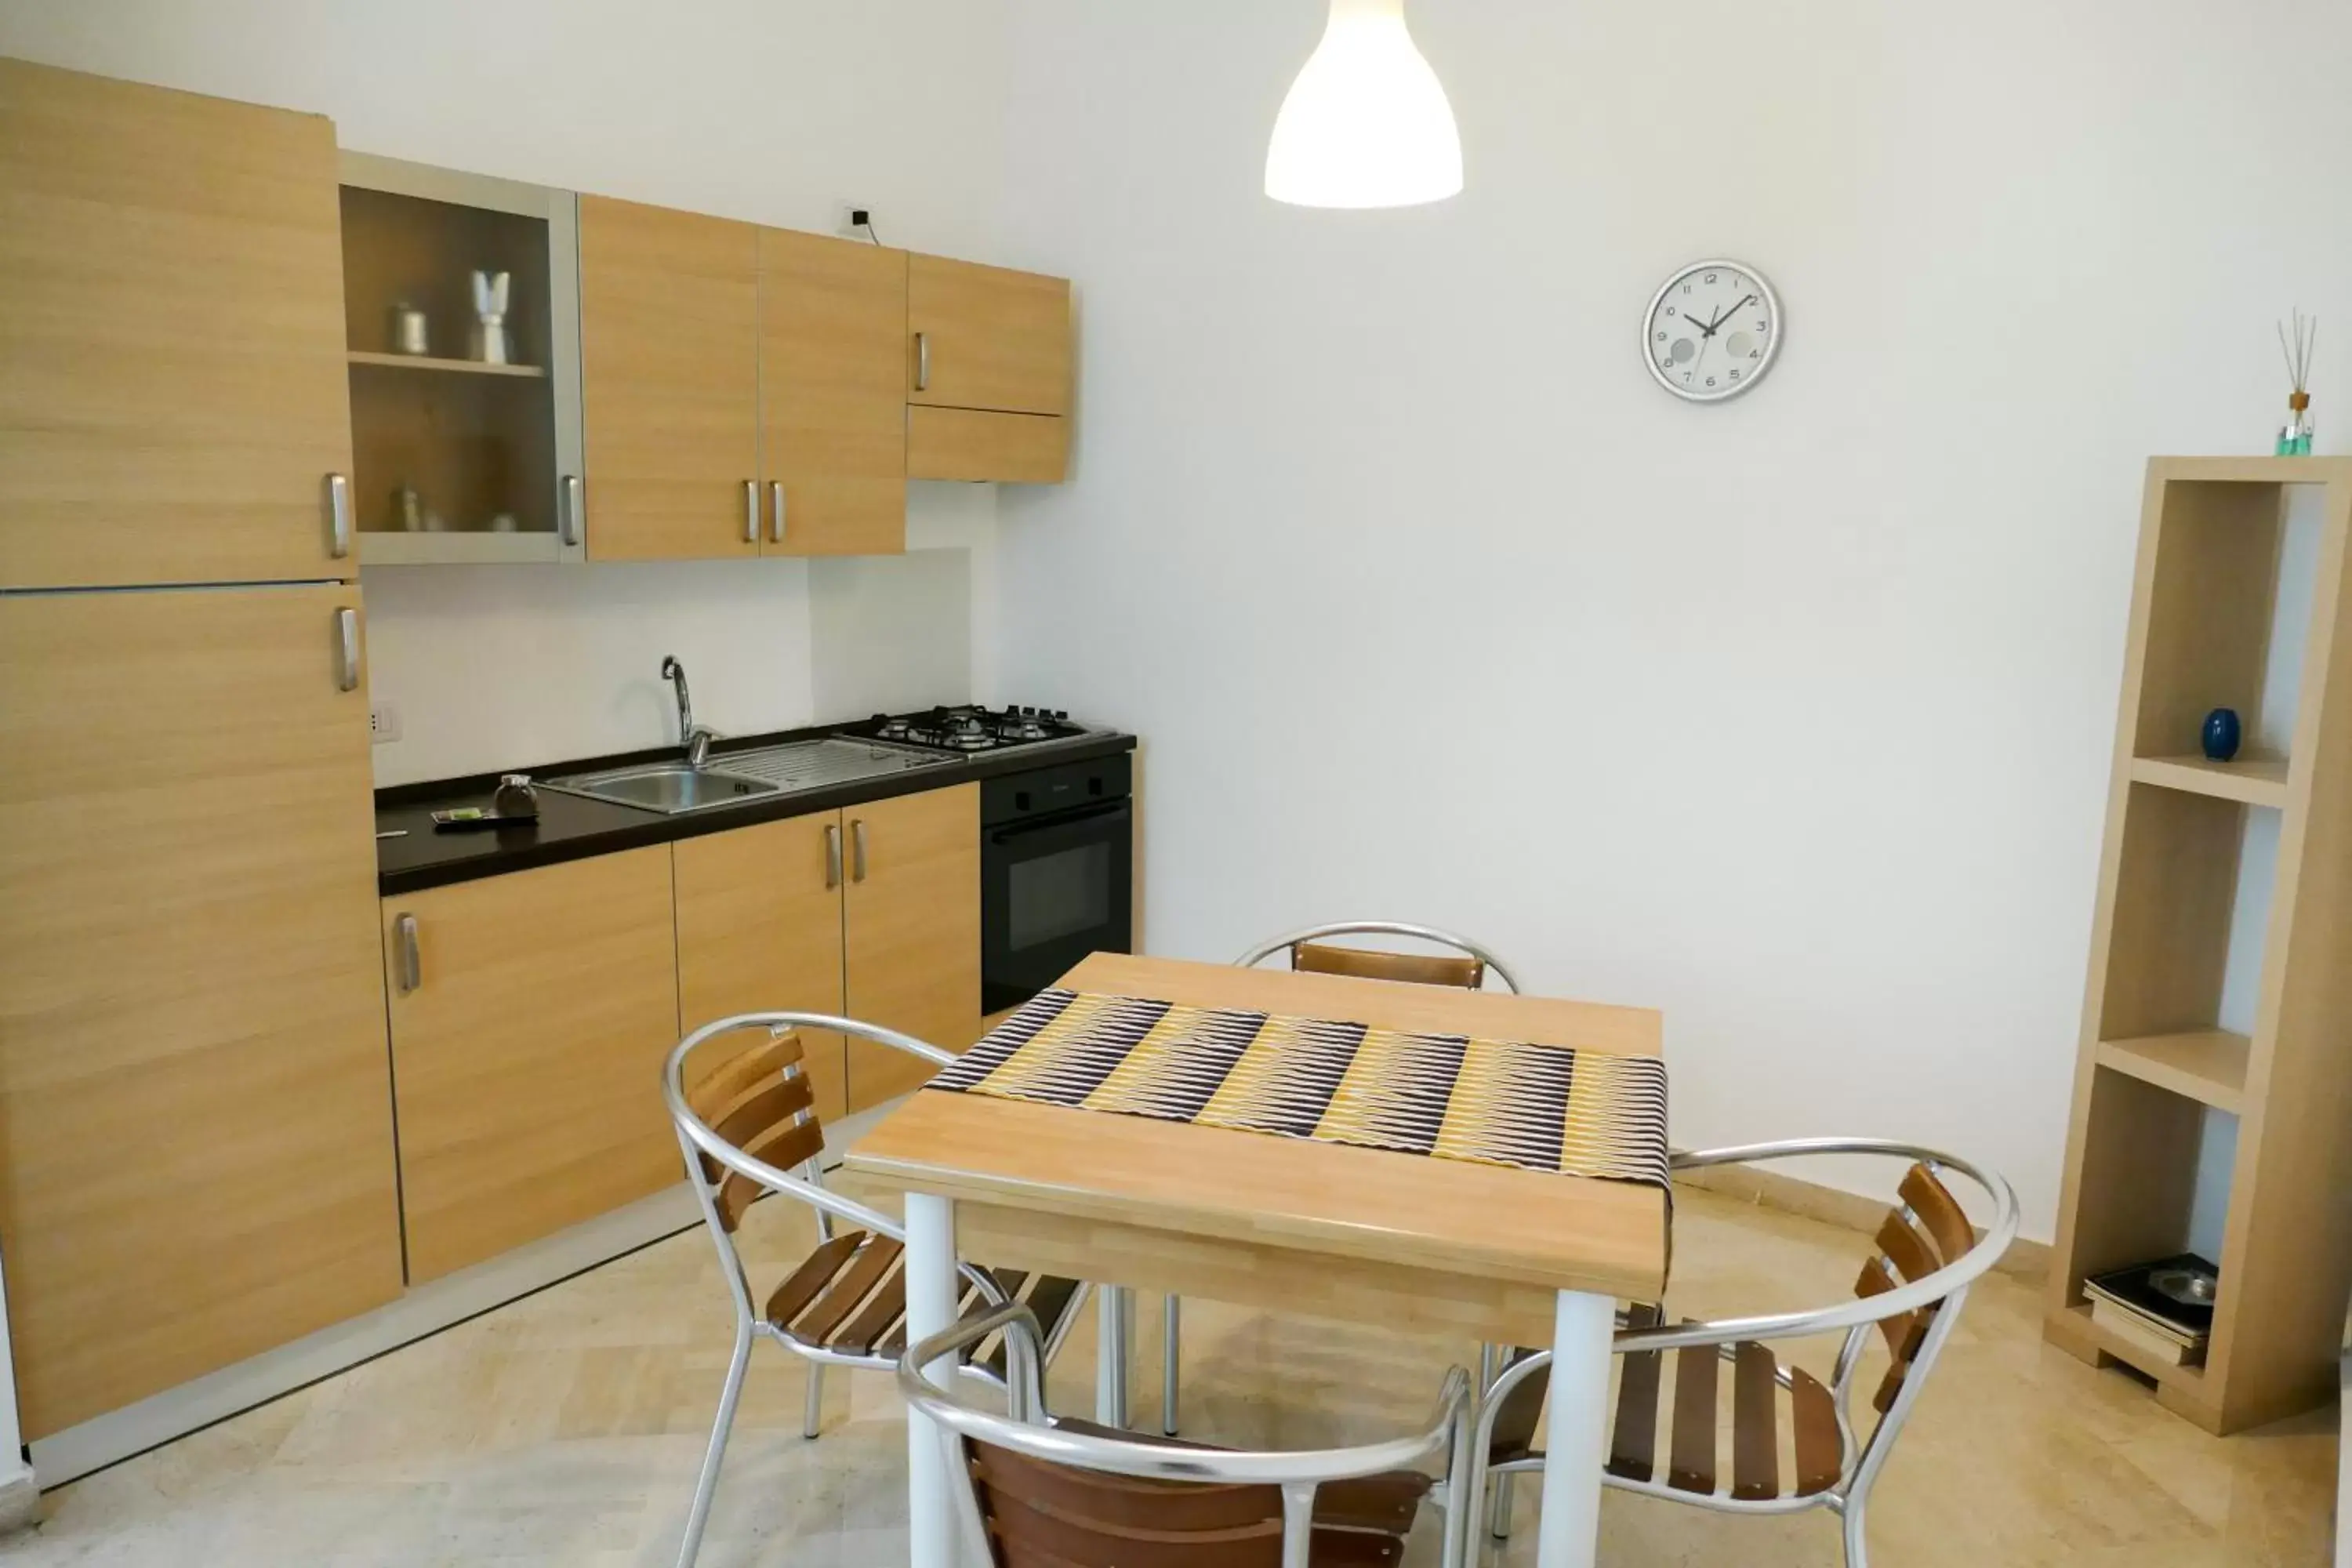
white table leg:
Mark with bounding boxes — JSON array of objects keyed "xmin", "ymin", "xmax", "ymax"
[
  {"xmin": 903, "ymin": 1192, "xmax": 960, "ymax": 1568},
  {"xmin": 1533, "ymin": 1289, "xmax": 1615, "ymax": 1568},
  {"xmin": 1095, "ymin": 1283, "xmax": 1133, "ymax": 1426}
]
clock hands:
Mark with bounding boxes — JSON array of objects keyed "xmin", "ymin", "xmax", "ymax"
[{"xmin": 1693, "ymin": 293, "xmax": 1759, "ymax": 339}]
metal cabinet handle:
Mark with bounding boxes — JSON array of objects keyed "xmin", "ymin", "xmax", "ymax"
[
  {"xmin": 335, "ymin": 607, "xmax": 361, "ymax": 691},
  {"xmin": 743, "ymin": 480, "xmax": 759, "ymax": 544},
  {"xmin": 825, "ymin": 822, "xmax": 842, "ymax": 890},
  {"xmin": 913, "ymin": 332, "xmax": 931, "ymax": 392},
  {"xmin": 769, "ymin": 480, "xmax": 786, "ymax": 544},
  {"xmin": 395, "ymin": 914, "xmax": 421, "ymax": 993},
  {"xmin": 326, "ymin": 473, "xmax": 352, "ymax": 558},
  {"xmin": 561, "ymin": 474, "xmax": 583, "ymax": 546},
  {"xmin": 851, "ymin": 818, "xmax": 869, "ymax": 883}
]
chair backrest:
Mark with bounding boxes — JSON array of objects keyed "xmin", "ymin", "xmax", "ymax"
[
  {"xmin": 902, "ymin": 1305, "xmax": 1467, "ymax": 1568},
  {"xmin": 680, "ymin": 1025, "xmax": 826, "ymax": 1233},
  {"xmin": 1235, "ymin": 920, "xmax": 1521, "ymax": 993},
  {"xmin": 1851, "ymin": 1162, "xmax": 1980, "ymax": 1414}
]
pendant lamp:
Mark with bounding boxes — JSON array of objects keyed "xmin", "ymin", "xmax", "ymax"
[{"xmin": 1264, "ymin": 0, "xmax": 1462, "ymax": 209}]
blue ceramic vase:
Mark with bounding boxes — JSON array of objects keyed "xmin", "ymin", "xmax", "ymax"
[{"xmin": 2201, "ymin": 708, "xmax": 2242, "ymax": 762}]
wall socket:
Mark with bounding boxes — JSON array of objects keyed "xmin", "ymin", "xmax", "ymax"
[
  {"xmin": 369, "ymin": 700, "xmax": 401, "ymax": 744},
  {"xmin": 836, "ymin": 200, "xmax": 873, "ymax": 239}
]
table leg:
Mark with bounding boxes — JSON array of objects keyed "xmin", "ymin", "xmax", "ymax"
[
  {"xmin": 904, "ymin": 1193, "xmax": 960, "ymax": 1568},
  {"xmin": 1533, "ymin": 1290, "xmax": 1615, "ymax": 1568},
  {"xmin": 1095, "ymin": 1283, "xmax": 1133, "ymax": 1426}
]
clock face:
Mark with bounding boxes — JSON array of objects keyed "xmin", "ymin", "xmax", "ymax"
[{"xmin": 1644, "ymin": 260, "xmax": 1780, "ymax": 402}]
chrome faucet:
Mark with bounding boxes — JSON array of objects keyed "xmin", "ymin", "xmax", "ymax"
[{"xmin": 660, "ymin": 655, "xmax": 717, "ymax": 768}]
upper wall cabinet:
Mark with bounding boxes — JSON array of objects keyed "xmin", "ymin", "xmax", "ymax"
[
  {"xmin": 578, "ymin": 198, "xmax": 762, "ymax": 563},
  {"xmin": 760, "ymin": 227, "xmax": 910, "ymax": 557},
  {"xmin": 906, "ymin": 254, "xmax": 1072, "ymax": 485},
  {"xmin": 340, "ymin": 153, "xmax": 586, "ymax": 566},
  {"xmin": 0, "ymin": 58, "xmax": 355, "ymax": 590}
]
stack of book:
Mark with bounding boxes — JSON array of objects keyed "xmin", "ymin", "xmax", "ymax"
[{"xmin": 2084, "ymin": 1253, "xmax": 2220, "ymax": 1367}]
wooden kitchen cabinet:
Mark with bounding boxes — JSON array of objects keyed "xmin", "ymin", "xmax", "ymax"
[
  {"xmin": 673, "ymin": 815, "xmax": 850, "ymax": 1123},
  {"xmin": 844, "ymin": 785, "xmax": 982, "ymax": 1111},
  {"xmin": 907, "ymin": 254, "xmax": 1072, "ymax": 417},
  {"xmin": 0, "ymin": 57, "xmax": 356, "ymax": 590},
  {"xmin": 383, "ymin": 848, "xmax": 682, "ymax": 1283},
  {"xmin": 0, "ymin": 585, "xmax": 401, "ymax": 1439},
  {"xmin": 577, "ymin": 196, "xmax": 760, "ymax": 562},
  {"xmin": 758, "ymin": 227, "xmax": 909, "ymax": 557}
]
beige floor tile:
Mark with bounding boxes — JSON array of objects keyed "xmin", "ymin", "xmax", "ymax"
[{"xmin": 9, "ymin": 1189, "xmax": 2335, "ymax": 1566}]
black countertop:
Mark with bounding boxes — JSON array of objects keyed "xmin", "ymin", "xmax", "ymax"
[{"xmin": 376, "ymin": 722, "xmax": 1137, "ymax": 896}]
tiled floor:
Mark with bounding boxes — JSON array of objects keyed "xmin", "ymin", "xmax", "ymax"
[{"xmin": 11, "ymin": 1188, "xmax": 2333, "ymax": 1566}]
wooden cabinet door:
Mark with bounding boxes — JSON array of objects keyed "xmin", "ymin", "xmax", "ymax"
[
  {"xmin": 907, "ymin": 255, "xmax": 1072, "ymax": 417},
  {"xmin": 673, "ymin": 814, "xmax": 849, "ymax": 1124},
  {"xmin": 0, "ymin": 59, "xmax": 354, "ymax": 590},
  {"xmin": 578, "ymin": 196, "xmax": 759, "ymax": 561},
  {"xmin": 383, "ymin": 848, "xmax": 681, "ymax": 1283},
  {"xmin": 843, "ymin": 785, "xmax": 981, "ymax": 1112},
  {"xmin": 907, "ymin": 405, "xmax": 1070, "ymax": 485},
  {"xmin": 759, "ymin": 229, "xmax": 907, "ymax": 557},
  {"xmin": 0, "ymin": 584, "xmax": 399, "ymax": 1439}
]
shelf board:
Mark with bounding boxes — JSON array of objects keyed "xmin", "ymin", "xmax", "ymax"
[
  {"xmin": 2151, "ymin": 455, "xmax": 2352, "ymax": 487},
  {"xmin": 347, "ymin": 350, "xmax": 546, "ymax": 379},
  {"xmin": 2096, "ymin": 1029, "xmax": 2251, "ymax": 1114},
  {"xmin": 2128, "ymin": 753, "xmax": 2290, "ymax": 808},
  {"xmin": 357, "ymin": 530, "xmax": 564, "ymax": 567}
]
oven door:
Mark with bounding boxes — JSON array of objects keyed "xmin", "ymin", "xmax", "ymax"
[{"xmin": 981, "ymin": 797, "xmax": 1133, "ymax": 1014}]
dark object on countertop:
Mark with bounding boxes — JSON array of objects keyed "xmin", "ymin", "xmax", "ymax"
[
  {"xmin": 431, "ymin": 805, "xmax": 535, "ymax": 833},
  {"xmin": 2201, "ymin": 707, "xmax": 2242, "ymax": 762},
  {"xmin": 492, "ymin": 773, "xmax": 540, "ymax": 818}
]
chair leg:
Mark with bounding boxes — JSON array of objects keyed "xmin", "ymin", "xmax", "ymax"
[
  {"xmin": 1842, "ymin": 1494, "xmax": 1870, "ymax": 1568},
  {"xmin": 1162, "ymin": 1294, "xmax": 1181, "ymax": 1436},
  {"xmin": 801, "ymin": 1361, "xmax": 826, "ymax": 1439},
  {"xmin": 1440, "ymin": 1376, "xmax": 1479, "ymax": 1568},
  {"xmin": 677, "ymin": 1322, "xmax": 753, "ymax": 1568},
  {"xmin": 1487, "ymin": 1471, "xmax": 1516, "ymax": 1541}
]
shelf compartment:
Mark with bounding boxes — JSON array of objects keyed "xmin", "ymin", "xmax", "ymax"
[
  {"xmin": 2096, "ymin": 1030, "xmax": 2251, "ymax": 1113},
  {"xmin": 356, "ymin": 530, "xmax": 564, "ymax": 567},
  {"xmin": 2126, "ymin": 753, "xmax": 2288, "ymax": 808},
  {"xmin": 349, "ymin": 350, "xmax": 546, "ymax": 379},
  {"xmin": 2056, "ymin": 1303, "xmax": 2211, "ymax": 1394}
]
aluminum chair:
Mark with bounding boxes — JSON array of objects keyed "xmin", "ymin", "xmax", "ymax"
[
  {"xmin": 1138, "ymin": 922, "xmax": 1521, "ymax": 1444},
  {"xmin": 662, "ymin": 1011, "xmax": 1092, "ymax": 1568},
  {"xmin": 1467, "ymin": 1139, "xmax": 2020, "ymax": 1568},
  {"xmin": 900, "ymin": 1301, "xmax": 1473, "ymax": 1567}
]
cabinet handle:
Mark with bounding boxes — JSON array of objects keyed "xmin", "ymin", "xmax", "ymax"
[
  {"xmin": 561, "ymin": 474, "xmax": 583, "ymax": 546},
  {"xmin": 851, "ymin": 818, "xmax": 869, "ymax": 883},
  {"xmin": 769, "ymin": 480, "xmax": 786, "ymax": 544},
  {"xmin": 825, "ymin": 822, "xmax": 842, "ymax": 890},
  {"xmin": 335, "ymin": 607, "xmax": 361, "ymax": 691},
  {"xmin": 326, "ymin": 473, "xmax": 352, "ymax": 558},
  {"xmin": 395, "ymin": 914, "xmax": 421, "ymax": 993},
  {"xmin": 913, "ymin": 331, "xmax": 931, "ymax": 392},
  {"xmin": 742, "ymin": 480, "xmax": 759, "ymax": 544}
]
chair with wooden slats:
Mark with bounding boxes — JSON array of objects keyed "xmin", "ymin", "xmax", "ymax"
[
  {"xmin": 899, "ymin": 1301, "xmax": 1473, "ymax": 1568},
  {"xmin": 1127, "ymin": 922, "xmax": 1523, "ymax": 1447},
  {"xmin": 662, "ymin": 1011, "xmax": 1092, "ymax": 1568},
  {"xmin": 1468, "ymin": 1138, "xmax": 2018, "ymax": 1568}
]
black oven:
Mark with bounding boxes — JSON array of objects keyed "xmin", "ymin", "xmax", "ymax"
[{"xmin": 980, "ymin": 752, "xmax": 1132, "ymax": 1013}]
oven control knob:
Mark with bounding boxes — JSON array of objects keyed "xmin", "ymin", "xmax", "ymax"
[{"xmin": 1051, "ymin": 710, "xmax": 1069, "ymax": 721}]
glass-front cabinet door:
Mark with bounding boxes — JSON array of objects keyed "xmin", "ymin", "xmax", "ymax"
[{"xmin": 338, "ymin": 152, "xmax": 585, "ymax": 564}]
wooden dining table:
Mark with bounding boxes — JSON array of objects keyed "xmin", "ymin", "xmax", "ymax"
[{"xmin": 843, "ymin": 951, "xmax": 1670, "ymax": 1568}]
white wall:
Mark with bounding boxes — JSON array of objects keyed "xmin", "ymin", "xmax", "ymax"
[
  {"xmin": 987, "ymin": 0, "xmax": 2352, "ymax": 1239},
  {"xmin": 0, "ymin": 0, "xmax": 1009, "ymax": 786}
]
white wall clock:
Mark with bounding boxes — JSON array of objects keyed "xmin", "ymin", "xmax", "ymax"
[{"xmin": 1643, "ymin": 260, "xmax": 1781, "ymax": 402}]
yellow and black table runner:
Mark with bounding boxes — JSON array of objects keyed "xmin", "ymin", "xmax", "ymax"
[{"xmin": 929, "ymin": 989, "xmax": 1670, "ymax": 1190}]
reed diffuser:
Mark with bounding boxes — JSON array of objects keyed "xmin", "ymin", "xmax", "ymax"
[{"xmin": 2278, "ymin": 310, "xmax": 2317, "ymax": 456}]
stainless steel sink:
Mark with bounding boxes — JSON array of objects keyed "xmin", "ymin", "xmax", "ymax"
[{"xmin": 542, "ymin": 763, "xmax": 780, "ymax": 815}]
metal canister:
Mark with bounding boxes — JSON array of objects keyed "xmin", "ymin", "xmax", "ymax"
[{"xmin": 390, "ymin": 302, "xmax": 430, "ymax": 356}]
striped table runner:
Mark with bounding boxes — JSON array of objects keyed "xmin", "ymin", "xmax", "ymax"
[{"xmin": 929, "ymin": 988, "xmax": 1669, "ymax": 1189}]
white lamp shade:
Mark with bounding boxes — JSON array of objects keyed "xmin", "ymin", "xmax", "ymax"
[{"xmin": 1265, "ymin": 0, "xmax": 1462, "ymax": 209}]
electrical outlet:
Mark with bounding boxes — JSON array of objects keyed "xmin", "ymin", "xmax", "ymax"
[
  {"xmin": 369, "ymin": 700, "xmax": 401, "ymax": 744},
  {"xmin": 837, "ymin": 200, "xmax": 873, "ymax": 240}
]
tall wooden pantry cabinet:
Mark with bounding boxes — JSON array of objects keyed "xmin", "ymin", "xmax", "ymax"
[{"xmin": 0, "ymin": 58, "xmax": 402, "ymax": 1440}]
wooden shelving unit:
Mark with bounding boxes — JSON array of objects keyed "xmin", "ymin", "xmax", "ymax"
[{"xmin": 2047, "ymin": 456, "xmax": 2352, "ymax": 1434}]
